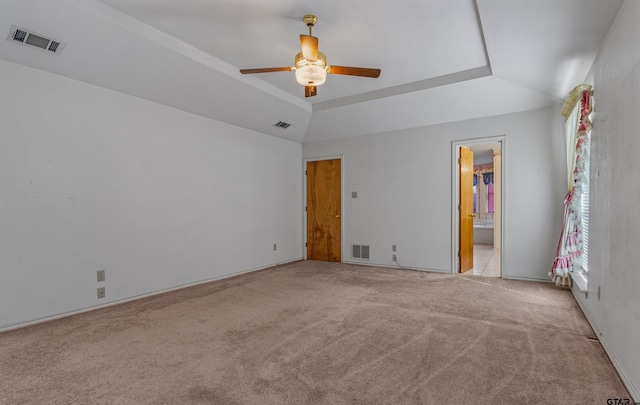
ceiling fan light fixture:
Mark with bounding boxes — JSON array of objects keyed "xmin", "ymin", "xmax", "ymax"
[
  {"xmin": 295, "ymin": 51, "xmax": 327, "ymax": 86},
  {"xmin": 295, "ymin": 65, "xmax": 326, "ymax": 86}
]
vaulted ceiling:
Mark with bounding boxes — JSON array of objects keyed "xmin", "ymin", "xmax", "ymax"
[{"xmin": 0, "ymin": 0, "xmax": 623, "ymax": 143}]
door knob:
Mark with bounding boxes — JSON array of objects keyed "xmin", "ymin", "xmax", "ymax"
[{"xmin": 336, "ymin": 215, "xmax": 341, "ymax": 218}]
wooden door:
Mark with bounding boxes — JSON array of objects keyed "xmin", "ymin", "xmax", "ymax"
[
  {"xmin": 459, "ymin": 147, "xmax": 474, "ymax": 272},
  {"xmin": 306, "ymin": 159, "xmax": 341, "ymax": 262}
]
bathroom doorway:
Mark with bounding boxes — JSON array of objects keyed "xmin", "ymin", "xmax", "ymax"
[{"xmin": 452, "ymin": 138, "xmax": 504, "ymax": 277}]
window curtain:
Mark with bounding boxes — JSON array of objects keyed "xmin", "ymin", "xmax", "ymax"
[
  {"xmin": 487, "ymin": 181, "xmax": 495, "ymax": 214},
  {"xmin": 550, "ymin": 84, "xmax": 592, "ymax": 287},
  {"xmin": 482, "ymin": 172, "xmax": 493, "ymax": 185}
]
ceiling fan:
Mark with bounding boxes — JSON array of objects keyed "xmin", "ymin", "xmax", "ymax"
[{"xmin": 240, "ymin": 14, "xmax": 381, "ymax": 97}]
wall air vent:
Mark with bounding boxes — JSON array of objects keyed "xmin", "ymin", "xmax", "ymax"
[
  {"xmin": 274, "ymin": 121, "xmax": 291, "ymax": 129},
  {"xmin": 352, "ymin": 244, "xmax": 370, "ymax": 260},
  {"xmin": 7, "ymin": 25, "xmax": 66, "ymax": 55}
]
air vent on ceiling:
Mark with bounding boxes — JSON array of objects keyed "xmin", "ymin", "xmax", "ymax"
[
  {"xmin": 7, "ymin": 25, "xmax": 66, "ymax": 55},
  {"xmin": 352, "ymin": 244, "xmax": 370, "ymax": 260},
  {"xmin": 274, "ymin": 121, "xmax": 291, "ymax": 129}
]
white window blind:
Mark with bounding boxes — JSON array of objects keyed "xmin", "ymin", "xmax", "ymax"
[{"xmin": 581, "ymin": 158, "xmax": 589, "ymax": 272}]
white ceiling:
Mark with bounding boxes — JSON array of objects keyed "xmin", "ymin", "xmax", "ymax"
[
  {"xmin": 469, "ymin": 142, "xmax": 501, "ymax": 165},
  {"xmin": 0, "ymin": 0, "xmax": 623, "ymax": 143}
]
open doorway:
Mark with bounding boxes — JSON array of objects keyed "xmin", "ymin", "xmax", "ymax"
[{"xmin": 452, "ymin": 138, "xmax": 504, "ymax": 278}]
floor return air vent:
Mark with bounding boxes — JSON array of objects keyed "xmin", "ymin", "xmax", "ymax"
[{"xmin": 352, "ymin": 244, "xmax": 370, "ymax": 260}]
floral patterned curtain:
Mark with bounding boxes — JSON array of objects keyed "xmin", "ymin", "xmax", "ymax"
[{"xmin": 550, "ymin": 85, "xmax": 592, "ymax": 286}]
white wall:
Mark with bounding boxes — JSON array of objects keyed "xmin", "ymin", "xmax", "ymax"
[
  {"xmin": 573, "ymin": 0, "xmax": 640, "ymax": 399},
  {"xmin": 302, "ymin": 107, "xmax": 566, "ymax": 280},
  {"xmin": 0, "ymin": 59, "xmax": 302, "ymax": 330}
]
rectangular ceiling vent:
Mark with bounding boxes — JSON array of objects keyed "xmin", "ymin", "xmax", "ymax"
[
  {"xmin": 274, "ymin": 121, "xmax": 291, "ymax": 129},
  {"xmin": 352, "ymin": 244, "xmax": 370, "ymax": 260},
  {"xmin": 7, "ymin": 25, "xmax": 66, "ymax": 55}
]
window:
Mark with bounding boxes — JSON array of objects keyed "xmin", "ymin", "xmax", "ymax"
[
  {"xmin": 473, "ymin": 181, "xmax": 477, "ymax": 213},
  {"xmin": 550, "ymin": 84, "xmax": 592, "ymax": 290},
  {"xmin": 580, "ymin": 168, "xmax": 589, "ymax": 272},
  {"xmin": 473, "ymin": 165, "xmax": 493, "ymax": 220},
  {"xmin": 571, "ymin": 90, "xmax": 592, "ymax": 281}
]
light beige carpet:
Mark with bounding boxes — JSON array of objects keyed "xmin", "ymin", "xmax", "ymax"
[{"xmin": 0, "ymin": 261, "xmax": 632, "ymax": 404}]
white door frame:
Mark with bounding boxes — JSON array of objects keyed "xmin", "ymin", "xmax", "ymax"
[
  {"xmin": 451, "ymin": 136, "xmax": 506, "ymax": 277},
  {"xmin": 302, "ymin": 155, "xmax": 345, "ymax": 261}
]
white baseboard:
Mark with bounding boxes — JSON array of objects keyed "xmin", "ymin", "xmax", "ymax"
[
  {"xmin": 340, "ymin": 259, "xmax": 449, "ymax": 273},
  {"xmin": 571, "ymin": 288, "xmax": 639, "ymax": 402},
  {"xmin": 0, "ymin": 257, "xmax": 302, "ymax": 333}
]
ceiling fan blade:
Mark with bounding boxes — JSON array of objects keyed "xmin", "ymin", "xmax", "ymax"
[
  {"xmin": 300, "ymin": 35, "xmax": 318, "ymax": 60},
  {"xmin": 327, "ymin": 66, "xmax": 381, "ymax": 78},
  {"xmin": 240, "ymin": 67, "xmax": 293, "ymax": 74},
  {"xmin": 305, "ymin": 85, "xmax": 317, "ymax": 97}
]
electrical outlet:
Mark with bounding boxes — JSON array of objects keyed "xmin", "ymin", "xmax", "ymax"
[
  {"xmin": 273, "ymin": 243, "xmax": 277, "ymax": 251},
  {"xmin": 97, "ymin": 270, "xmax": 105, "ymax": 282},
  {"xmin": 393, "ymin": 254, "xmax": 397, "ymax": 262},
  {"xmin": 97, "ymin": 287, "xmax": 105, "ymax": 299}
]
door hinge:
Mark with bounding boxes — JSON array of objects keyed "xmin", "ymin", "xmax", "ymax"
[
  {"xmin": 457, "ymin": 204, "xmax": 460, "ymax": 211},
  {"xmin": 305, "ymin": 242, "xmax": 307, "ymax": 247},
  {"xmin": 458, "ymin": 251, "xmax": 461, "ymax": 257},
  {"xmin": 457, "ymin": 158, "xmax": 461, "ymax": 164},
  {"xmin": 305, "ymin": 206, "xmax": 307, "ymax": 211},
  {"xmin": 305, "ymin": 170, "xmax": 307, "ymax": 175}
]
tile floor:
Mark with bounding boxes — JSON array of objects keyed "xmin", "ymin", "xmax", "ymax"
[{"xmin": 464, "ymin": 244, "xmax": 501, "ymax": 277}]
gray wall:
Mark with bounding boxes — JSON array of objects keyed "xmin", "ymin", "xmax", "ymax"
[
  {"xmin": 575, "ymin": 0, "xmax": 640, "ymax": 399},
  {"xmin": 302, "ymin": 107, "xmax": 566, "ymax": 280},
  {"xmin": 0, "ymin": 59, "xmax": 303, "ymax": 329}
]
